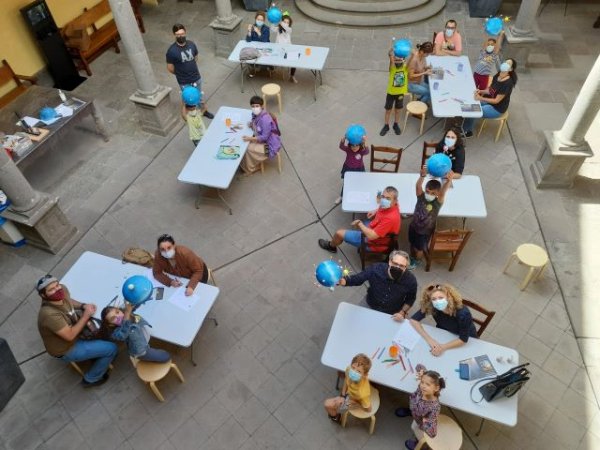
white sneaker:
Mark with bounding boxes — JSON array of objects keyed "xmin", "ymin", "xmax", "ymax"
[{"xmin": 334, "ymin": 196, "xmax": 342, "ymax": 205}]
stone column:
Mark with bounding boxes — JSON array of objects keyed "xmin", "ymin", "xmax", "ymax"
[
  {"xmin": 107, "ymin": 0, "xmax": 178, "ymax": 136},
  {"xmin": 0, "ymin": 150, "xmax": 76, "ymax": 253},
  {"xmin": 531, "ymin": 54, "xmax": 600, "ymax": 188},
  {"xmin": 504, "ymin": 0, "xmax": 542, "ymax": 69},
  {"xmin": 210, "ymin": 0, "xmax": 242, "ymax": 58}
]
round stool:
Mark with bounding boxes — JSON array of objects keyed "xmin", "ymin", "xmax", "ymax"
[
  {"xmin": 503, "ymin": 243, "xmax": 549, "ymax": 291},
  {"xmin": 403, "ymin": 101, "xmax": 428, "ymax": 135},
  {"xmin": 261, "ymin": 83, "xmax": 282, "ymax": 114},
  {"xmin": 131, "ymin": 357, "xmax": 185, "ymax": 402},
  {"xmin": 416, "ymin": 414, "xmax": 462, "ymax": 450},
  {"xmin": 341, "ymin": 387, "xmax": 380, "ymax": 434}
]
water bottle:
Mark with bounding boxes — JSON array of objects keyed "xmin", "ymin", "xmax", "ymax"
[
  {"xmin": 457, "ymin": 62, "xmax": 464, "ymax": 72},
  {"xmin": 58, "ymin": 89, "xmax": 67, "ymax": 103}
]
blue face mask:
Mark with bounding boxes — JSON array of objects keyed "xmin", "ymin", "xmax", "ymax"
[
  {"xmin": 256, "ymin": 20, "xmax": 264, "ymax": 27},
  {"xmin": 380, "ymin": 198, "xmax": 391, "ymax": 209},
  {"xmin": 500, "ymin": 62, "xmax": 511, "ymax": 73},
  {"xmin": 348, "ymin": 368, "xmax": 362, "ymax": 383},
  {"xmin": 432, "ymin": 298, "xmax": 448, "ymax": 311},
  {"xmin": 445, "ymin": 28, "xmax": 455, "ymax": 37},
  {"xmin": 444, "ymin": 137, "xmax": 456, "ymax": 148}
]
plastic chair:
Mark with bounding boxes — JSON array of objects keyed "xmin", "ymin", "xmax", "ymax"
[
  {"xmin": 415, "ymin": 414, "xmax": 462, "ymax": 449},
  {"xmin": 341, "ymin": 387, "xmax": 380, "ymax": 434},
  {"xmin": 462, "ymin": 299, "xmax": 495, "ymax": 337},
  {"xmin": 370, "ymin": 145, "xmax": 403, "ymax": 173},
  {"xmin": 130, "ymin": 357, "xmax": 184, "ymax": 402},
  {"xmin": 403, "ymin": 101, "xmax": 428, "ymax": 135},
  {"xmin": 259, "ymin": 152, "xmax": 282, "ymax": 174},
  {"xmin": 477, "ymin": 111, "xmax": 509, "ymax": 142},
  {"xmin": 261, "ymin": 83, "xmax": 282, "ymax": 114},
  {"xmin": 425, "ymin": 229, "xmax": 473, "ymax": 272},
  {"xmin": 502, "ymin": 243, "xmax": 549, "ymax": 290}
]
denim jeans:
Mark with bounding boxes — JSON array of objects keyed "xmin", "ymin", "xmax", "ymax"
[
  {"xmin": 60, "ymin": 339, "xmax": 118, "ymax": 383},
  {"xmin": 138, "ymin": 347, "xmax": 171, "ymax": 363},
  {"xmin": 463, "ymin": 103, "xmax": 503, "ymax": 132},
  {"xmin": 408, "ymin": 82, "xmax": 431, "ymax": 104}
]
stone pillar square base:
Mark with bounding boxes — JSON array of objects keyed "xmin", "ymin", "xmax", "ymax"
[
  {"xmin": 210, "ymin": 16, "xmax": 242, "ymax": 59},
  {"xmin": 1, "ymin": 195, "xmax": 77, "ymax": 254},
  {"xmin": 531, "ymin": 130, "xmax": 594, "ymax": 188},
  {"xmin": 504, "ymin": 27, "xmax": 539, "ymax": 71},
  {"xmin": 129, "ymin": 85, "xmax": 178, "ymax": 136}
]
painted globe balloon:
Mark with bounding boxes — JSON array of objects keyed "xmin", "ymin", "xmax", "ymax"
[
  {"xmin": 181, "ymin": 86, "xmax": 201, "ymax": 106},
  {"xmin": 267, "ymin": 7, "xmax": 283, "ymax": 24},
  {"xmin": 39, "ymin": 107, "xmax": 57, "ymax": 122},
  {"xmin": 426, "ymin": 153, "xmax": 452, "ymax": 178},
  {"xmin": 315, "ymin": 260, "xmax": 343, "ymax": 288},
  {"xmin": 393, "ymin": 39, "xmax": 412, "ymax": 58},
  {"xmin": 345, "ymin": 124, "xmax": 366, "ymax": 145},
  {"xmin": 485, "ymin": 17, "xmax": 503, "ymax": 36},
  {"xmin": 122, "ymin": 275, "xmax": 153, "ymax": 306}
]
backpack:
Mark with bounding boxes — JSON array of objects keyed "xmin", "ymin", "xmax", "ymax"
[
  {"xmin": 269, "ymin": 113, "xmax": 281, "ymax": 136},
  {"xmin": 239, "ymin": 47, "xmax": 260, "ymax": 61},
  {"xmin": 122, "ymin": 247, "xmax": 154, "ymax": 268}
]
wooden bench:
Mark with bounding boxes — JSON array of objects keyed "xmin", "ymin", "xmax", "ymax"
[{"xmin": 0, "ymin": 59, "xmax": 37, "ymax": 109}]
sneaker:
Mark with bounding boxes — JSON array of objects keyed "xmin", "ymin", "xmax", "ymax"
[
  {"xmin": 395, "ymin": 407, "xmax": 412, "ymax": 417},
  {"xmin": 290, "ymin": 76, "xmax": 298, "ymax": 84},
  {"xmin": 408, "ymin": 258, "xmax": 421, "ymax": 271},
  {"xmin": 405, "ymin": 438, "xmax": 418, "ymax": 450},
  {"xmin": 318, "ymin": 239, "xmax": 337, "ymax": 253},
  {"xmin": 464, "ymin": 130, "xmax": 473, "ymax": 138},
  {"xmin": 393, "ymin": 123, "xmax": 402, "ymax": 135},
  {"xmin": 379, "ymin": 124, "xmax": 390, "ymax": 136},
  {"xmin": 203, "ymin": 111, "xmax": 215, "ymax": 119},
  {"xmin": 82, "ymin": 372, "xmax": 109, "ymax": 388},
  {"xmin": 334, "ymin": 196, "xmax": 342, "ymax": 205}
]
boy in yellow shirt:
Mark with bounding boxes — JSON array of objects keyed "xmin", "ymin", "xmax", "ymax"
[
  {"xmin": 380, "ymin": 46, "xmax": 409, "ymax": 136},
  {"xmin": 324, "ymin": 353, "xmax": 372, "ymax": 422},
  {"xmin": 181, "ymin": 103, "xmax": 206, "ymax": 148}
]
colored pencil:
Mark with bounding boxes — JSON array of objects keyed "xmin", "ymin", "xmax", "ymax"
[
  {"xmin": 399, "ymin": 355, "xmax": 406, "ymax": 371},
  {"xmin": 407, "ymin": 357, "xmax": 414, "ymax": 373},
  {"xmin": 378, "ymin": 347, "xmax": 386, "ymax": 359},
  {"xmin": 371, "ymin": 347, "xmax": 380, "ymax": 360},
  {"xmin": 381, "ymin": 359, "xmax": 396, "ymax": 363},
  {"xmin": 387, "ymin": 360, "xmax": 400, "ymax": 368},
  {"xmin": 400, "ymin": 370, "xmax": 411, "ymax": 381}
]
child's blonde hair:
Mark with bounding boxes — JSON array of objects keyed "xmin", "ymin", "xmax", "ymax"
[{"xmin": 351, "ymin": 353, "xmax": 372, "ymax": 375}]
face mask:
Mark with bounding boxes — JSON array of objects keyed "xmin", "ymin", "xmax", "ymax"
[
  {"xmin": 256, "ymin": 20, "xmax": 264, "ymax": 27},
  {"xmin": 47, "ymin": 288, "xmax": 65, "ymax": 301},
  {"xmin": 348, "ymin": 368, "xmax": 362, "ymax": 383},
  {"xmin": 161, "ymin": 249, "xmax": 175, "ymax": 259},
  {"xmin": 113, "ymin": 315, "xmax": 123, "ymax": 326},
  {"xmin": 252, "ymin": 106, "xmax": 262, "ymax": 116},
  {"xmin": 500, "ymin": 62, "xmax": 511, "ymax": 73},
  {"xmin": 389, "ymin": 266, "xmax": 404, "ymax": 281},
  {"xmin": 444, "ymin": 137, "xmax": 456, "ymax": 148},
  {"xmin": 445, "ymin": 28, "xmax": 455, "ymax": 37},
  {"xmin": 175, "ymin": 36, "xmax": 186, "ymax": 44},
  {"xmin": 424, "ymin": 193, "xmax": 436, "ymax": 202},
  {"xmin": 486, "ymin": 45, "xmax": 495, "ymax": 53},
  {"xmin": 432, "ymin": 298, "xmax": 448, "ymax": 311},
  {"xmin": 379, "ymin": 198, "xmax": 391, "ymax": 209}
]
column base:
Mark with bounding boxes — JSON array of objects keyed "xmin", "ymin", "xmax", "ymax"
[
  {"xmin": 129, "ymin": 85, "xmax": 178, "ymax": 136},
  {"xmin": 504, "ymin": 26, "xmax": 538, "ymax": 70},
  {"xmin": 210, "ymin": 15, "xmax": 242, "ymax": 58},
  {"xmin": 531, "ymin": 130, "xmax": 594, "ymax": 189},
  {"xmin": 1, "ymin": 194, "xmax": 77, "ymax": 254},
  {"xmin": 505, "ymin": 25, "xmax": 539, "ymax": 43}
]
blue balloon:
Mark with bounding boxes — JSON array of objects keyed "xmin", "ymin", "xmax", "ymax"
[
  {"xmin": 345, "ymin": 124, "xmax": 366, "ymax": 146},
  {"xmin": 393, "ymin": 39, "xmax": 412, "ymax": 58},
  {"xmin": 39, "ymin": 106, "xmax": 57, "ymax": 122},
  {"xmin": 315, "ymin": 260, "xmax": 343, "ymax": 288},
  {"xmin": 122, "ymin": 275, "xmax": 153, "ymax": 306},
  {"xmin": 181, "ymin": 86, "xmax": 201, "ymax": 106},
  {"xmin": 485, "ymin": 17, "xmax": 503, "ymax": 36},
  {"xmin": 427, "ymin": 153, "xmax": 452, "ymax": 177},
  {"xmin": 267, "ymin": 7, "xmax": 282, "ymax": 24}
]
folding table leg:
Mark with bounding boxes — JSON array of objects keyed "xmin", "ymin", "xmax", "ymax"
[
  {"xmin": 476, "ymin": 417, "xmax": 485, "ymax": 436},
  {"xmin": 195, "ymin": 186, "xmax": 233, "ymax": 215},
  {"xmin": 190, "ymin": 341, "xmax": 197, "ymax": 366},
  {"xmin": 240, "ymin": 63, "xmax": 245, "ymax": 93}
]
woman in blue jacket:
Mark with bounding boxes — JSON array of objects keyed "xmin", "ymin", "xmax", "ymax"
[{"xmin": 246, "ymin": 11, "xmax": 270, "ymax": 42}]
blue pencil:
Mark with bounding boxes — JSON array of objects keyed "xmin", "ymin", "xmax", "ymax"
[{"xmin": 378, "ymin": 347, "xmax": 386, "ymax": 359}]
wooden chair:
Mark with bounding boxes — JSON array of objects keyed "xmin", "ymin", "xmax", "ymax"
[
  {"xmin": 421, "ymin": 141, "xmax": 438, "ymax": 166},
  {"xmin": 359, "ymin": 233, "xmax": 398, "ymax": 270},
  {"xmin": 477, "ymin": 111, "xmax": 509, "ymax": 142},
  {"xmin": 370, "ymin": 145, "xmax": 403, "ymax": 173},
  {"xmin": 341, "ymin": 387, "xmax": 380, "ymax": 435},
  {"xmin": 0, "ymin": 59, "xmax": 37, "ymax": 108},
  {"xmin": 425, "ymin": 229, "xmax": 473, "ymax": 272},
  {"xmin": 415, "ymin": 414, "xmax": 462, "ymax": 450},
  {"xmin": 462, "ymin": 299, "xmax": 495, "ymax": 337},
  {"xmin": 130, "ymin": 356, "xmax": 184, "ymax": 402}
]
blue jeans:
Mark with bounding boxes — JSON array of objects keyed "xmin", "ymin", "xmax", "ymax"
[
  {"xmin": 138, "ymin": 347, "xmax": 171, "ymax": 363},
  {"xmin": 463, "ymin": 103, "xmax": 503, "ymax": 132},
  {"xmin": 60, "ymin": 339, "xmax": 118, "ymax": 383},
  {"xmin": 408, "ymin": 82, "xmax": 431, "ymax": 104}
]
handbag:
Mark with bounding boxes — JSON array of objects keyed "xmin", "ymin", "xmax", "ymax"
[
  {"xmin": 239, "ymin": 47, "xmax": 260, "ymax": 61},
  {"xmin": 470, "ymin": 363, "xmax": 530, "ymax": 403}
]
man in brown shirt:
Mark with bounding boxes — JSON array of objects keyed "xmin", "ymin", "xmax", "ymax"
[
  {"xmin": 152, "ymin": 234, "xmax": 208, "ymax": 296},
  {"xmin": 36, "ymin": 275, "xmax": 118, "ymax": 387}
]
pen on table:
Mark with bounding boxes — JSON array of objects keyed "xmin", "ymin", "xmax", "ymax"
[
  {"xmin": 438, "ymin": 99, "xmax": 448, "ymax": 103},
  {"xmin": 400, "ymin": 371, "xmax": 411, "ymax": 381},
  {"xmin": 378, "ymin": 347, "xmax": 386, "ymax": 359},
  {"xmin": 399, "ymin": 354, "xmax": 407, "ymax": 371},
  {"xmin": 407, "ymin": 357, "xmax": 414, "ymax": 373},
  {"xmin": 220, "ymin": 138, "xmax": 228, "ymax": 143},
  {"xmin": 441, "ymin": 92, "xmax": 450, "ymax": 96}
]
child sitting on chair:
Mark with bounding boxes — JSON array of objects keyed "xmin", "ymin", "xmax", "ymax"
[
  {"xmin": 101, "ymin": 302, "xmax": 171, "ymax": 363},
  {"xmin": 324, "ymin": 353, "xmax": 372, "ymax": 423}
]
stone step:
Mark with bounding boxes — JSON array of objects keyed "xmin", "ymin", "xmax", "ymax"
[
  {"xmin": 311, "ymin": 0, "xmax": 428, "ymax": 13},
  {"xmin": 295, "ymin": 0, "xmax": 446, "ymax": 27}
]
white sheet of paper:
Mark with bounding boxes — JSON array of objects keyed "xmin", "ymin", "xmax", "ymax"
[
  {"xmin": 40, "ymin": 117, "xmax": 60, "ymax": 125},
  {"xmin": 55, "ymin": 104, "xmax": 74, "ymax": 117},
  {"xmin": 167, "ymin": 286, "xmax": 199, "ymax": 312},
  {"xmin": 346, "ymin": 191, "xmax": 371, "ymax": 204},
  {"xmin": 392, "ymin": 320, "xmax": 422, "ymax": 352},
  {"xmin": 21, "ymin": 116, "xmax": 40, "ymax": 127}
]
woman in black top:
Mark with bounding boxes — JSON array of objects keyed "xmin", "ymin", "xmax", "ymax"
[
  {"xmin": 409, "ymin": 283, "xmax": 477, "ymax": 356},
  {"xmin": 464, "ymin": 58, "xmax": 517, "ymax": 136},
  {"xmin": 434, "ymin": 127, "xmax": 465, "ymax": 178}
]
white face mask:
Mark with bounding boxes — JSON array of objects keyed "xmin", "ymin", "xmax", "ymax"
[
  {"xmin": 486, "ymin": 45, "xmax": 495, "ymax": 53},
  {"xmin": 424, "ymin": 193, "xmax": 436, "ymax": 202},
  {"xmin": 161, "ymin": 249, "xmax": 175, "ymax": 259},
  {"xmin": 432, "ymin": 298, "xmax": 448, "ymax": 311},
  {"xmin": 445, "ymin": 28, "xmax": 455, "ymax": 37},
  {"xmin": 500, "ymin": 62, "xmax": 511, "ymax": 73},
  {"xmin": 252, "ymin": 106, "xmax": 262, "ymax": 116}
]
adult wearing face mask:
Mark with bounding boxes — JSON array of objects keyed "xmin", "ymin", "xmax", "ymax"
[
  {"xmin": 152, "ymin": 234, "xmax": 208, "ymax": 297},
  {"xmin": 166, "ymin": 23, "xmax": 214, "ymax": 119},
  {"xmin": 339, "ymin": 250, "xmax": 418, "ymax": 317},
  {"xmin": 463, "ymin": 58, "xmax": 517, "ymax": 137},
  {"xmin": 319, "ymin": 186, "xmax": 401, "ymax": 254},
  {"xmin": 434, "ymin": 19, "xmax": 462, "ymax": 56},
  {"xmin": 36, "ymin": 275, "xmax": 117, "ymax": 387},
  {"xmin": 246, "ymin": 11, "xmax": 270, "ymax": 43},
  {"xmin": 240, "ymin": 96, "xmax": 281, "ymax": 175},
  {"xmin": 407, "ymin": 283, "xmax": 477, "ymax": 356},
  {"xmin": 434, "ymin": 127, "xmax": 464, "ymax": 178}
]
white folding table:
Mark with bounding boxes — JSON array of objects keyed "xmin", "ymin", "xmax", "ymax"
[
  {"xmin": 60, "ymin": 251, "xmax": 220, "ymax": 365},
  {"xmin": 342, "ymin": 172, "xmax": 487, "ymax": 226},
  {"xmin": 228, "ymin": 40, "xmax": 330, "ymax": 100},
  {"xmin": 177, "ymin": 106, "xmax": 253, "ymax": 214},
  {"xmin": 321, "ymin": 303, "xmax": 520, "ymax": 430},
  {"xmin": 426, "ymin": 56, "xmax": 483, "ymax": 119}
]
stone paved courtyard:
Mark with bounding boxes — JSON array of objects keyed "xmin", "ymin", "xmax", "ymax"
[{"xmin": 1, "ymin": 0, "xmax": 599, "ymax": 449}]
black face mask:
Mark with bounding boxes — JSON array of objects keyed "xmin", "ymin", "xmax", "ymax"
[
  {"xmin": 389, "ymin": 266, "xmax": 404, "ymax": 282},
  {"xmin": 395, "ymin": 63, "xmax": 403, "ymax": 68},
  {"xmin": 176, "ymin": 36, "xmax": 186, "ymax": 45}
]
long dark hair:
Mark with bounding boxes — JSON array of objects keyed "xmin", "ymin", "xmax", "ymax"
[
  {"xmin": 423, "ymin": 370, "xmax": 446, "ymax": 397},
  {"xmin": 439, "ymin": 126, "xmax": 463, "ymax": 149},
  {"xmin": 278, "ymin": 14, "xmax": 292, "ymax": 33},
  {"xmin": 506, "ymin": 58, "xmax": 518, "ymax": 86}
]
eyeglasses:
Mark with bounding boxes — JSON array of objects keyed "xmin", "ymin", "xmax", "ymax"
[{"xmin": 37, "ymin": 274, "xmax": 53, "ymax": 288}]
